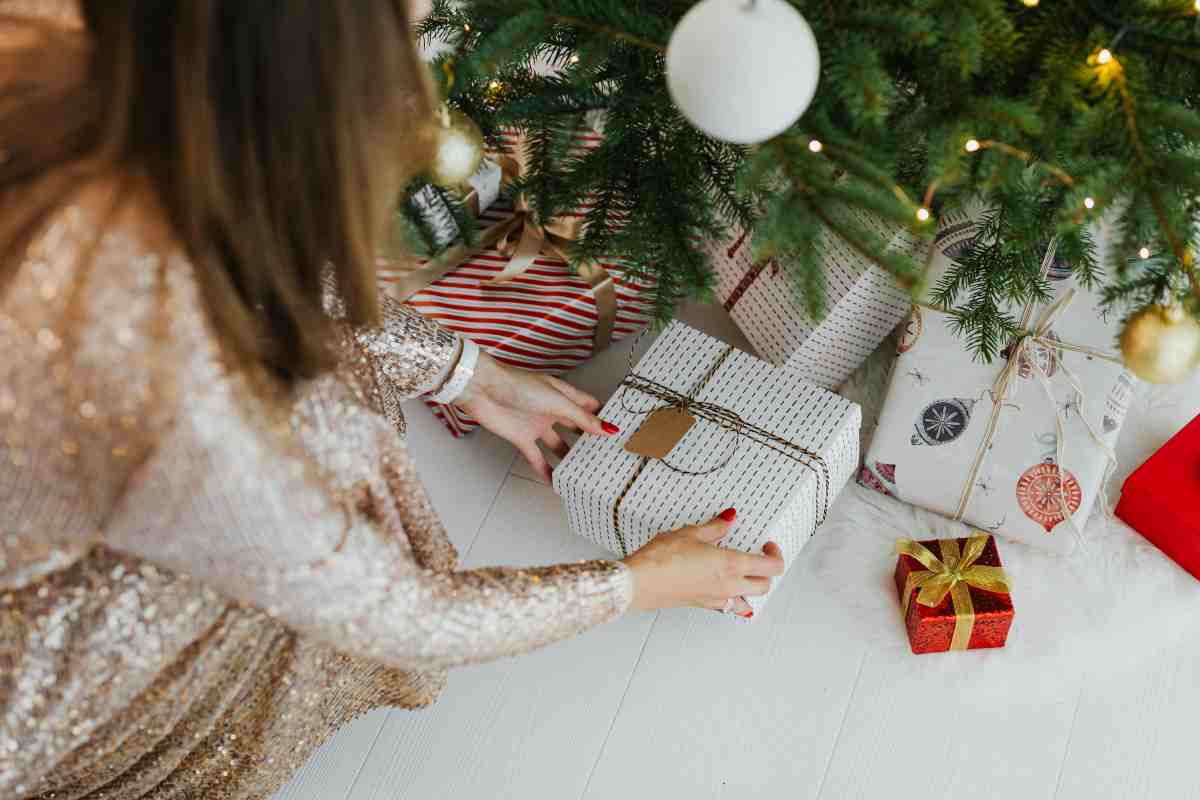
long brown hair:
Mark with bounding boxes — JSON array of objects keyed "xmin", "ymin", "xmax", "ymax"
[{"xmin": 0, "ymin": 1, "xmax": 435, "ymax": 380}]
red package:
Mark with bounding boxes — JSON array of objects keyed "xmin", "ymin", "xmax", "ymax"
[
  {"xmin": 894, "ymin": 534, "xmax": 1014, "ymax": 654},
  {"xmin": 1116, "ymin": 414, "xmax": 1200, "ymax": 579}
]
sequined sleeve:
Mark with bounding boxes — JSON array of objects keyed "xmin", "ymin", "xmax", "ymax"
[
  {"xmin": 322, "ymin": 274, "xmax": 461, "ymax": 399},
  {"xmin": 103, "ymin": 378, "xmax": 635, "ymax": 670}
]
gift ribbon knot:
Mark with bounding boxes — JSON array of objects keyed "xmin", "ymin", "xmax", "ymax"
[
  {"xmin": 917, "ymin": 237, "xmax": 1123, "ymax": 541},
  {"xmin": 896, "ymin": 536, "xmax": 1011, "ymax": 650}
]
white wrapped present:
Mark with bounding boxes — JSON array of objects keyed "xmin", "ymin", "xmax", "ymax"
[
  {"xmin": 409, "ymin": 158, "xmax": 504, "ymax": 248},
  {"xmin": 862, "ymin": 220, "xmax": 1133, "ymax": 555},
  {"xmin": 707, "ymin": 211, "xmax": 920, "ymax": 389},
  {"xmin": 553, "ymin": 322, "xmax": 861, "ymax": 615}
]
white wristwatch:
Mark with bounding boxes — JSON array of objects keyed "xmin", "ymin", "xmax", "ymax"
[{"xmin": 427, "ymin": 339, "xmax": 480, "ymax": 405}]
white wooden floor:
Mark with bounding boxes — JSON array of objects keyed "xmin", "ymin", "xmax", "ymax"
[{"xmin": 274, "ymin": 302, "xmax": 1200, "ymax": 800}]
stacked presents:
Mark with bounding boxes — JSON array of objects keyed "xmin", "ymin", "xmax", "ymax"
[{"xmin": 389, "ymin": 150, "xmax": 1196, "ymax": 650}]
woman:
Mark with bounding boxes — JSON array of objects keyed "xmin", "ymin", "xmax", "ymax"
[{"xmin": 0, "ymin": 3, "xmax": 784, "ymax": 798}]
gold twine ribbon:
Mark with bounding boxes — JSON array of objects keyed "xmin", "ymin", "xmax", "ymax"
[
  {"xmin": 895, "ymin": 536, "xmax": 1011, "ymax": 651},
  {"xmin": 920, "ymin": 239, "xmax": 1122, "ymax": 541},
  {"xmin": 609, "ymin": 334, "xmax": 831, "ymax": 557},
  {"xmin": 384, "ymin": 149, "xmax": 619, "ymax": 351}
]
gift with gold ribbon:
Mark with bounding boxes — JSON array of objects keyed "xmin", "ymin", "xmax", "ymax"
[
  {"xmin": 894, "ymin": 534, "xmax": 1014, "ymax": 654},
  {"xmin": 863, "ymin": 208, "xmax": 1133, "ymax": 554},
  {"xmin": 378, "ymin": 128, "xmax": 655, "ymax": 437}
]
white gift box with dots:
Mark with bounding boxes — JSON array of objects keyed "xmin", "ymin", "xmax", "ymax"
[
  {"xmin": 553, "ymin": 322, "xmax": 861, "ymax": 617},
  {"xmin": 707, "ymin": 211, "xmax": 919, "ymax": 390}
]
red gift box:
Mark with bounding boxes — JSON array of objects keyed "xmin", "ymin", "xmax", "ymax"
[
  {"xmin": 1116, "ymin": 414, "xmax": 1200, "ymax": 578},
  {"xmin": 894, "ymin": 535, "xmax": 1014, "ymax": 654}
]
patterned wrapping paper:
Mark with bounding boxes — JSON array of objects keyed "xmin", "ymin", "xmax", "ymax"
[
  {"xmin": 862, "ymin": 213, "xmax": 1135, "ymax": 554},
  {"xmin": 553, "ymin": 322, "xmax": 861, "ymax": 616},
  {"xmin": 706, "ymin": 211, "xmax": 919, "ymax": 389},
  {"xmin": 380, "ymin": 129, "xmax": 656, "ymax": 437},
  {"xmin": 894, "ymin": 535, "xmax": 1014, "ymax": 654}
]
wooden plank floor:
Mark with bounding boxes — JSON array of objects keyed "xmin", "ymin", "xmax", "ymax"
[{"xmin": 275, "ymin": 303, "xmax": 1200, "ymax": 800}]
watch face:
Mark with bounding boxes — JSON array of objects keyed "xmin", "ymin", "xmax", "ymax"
[
  {"xmin": 911, "ymin": 398, "xmax": 975, "ymax": 446},
  {"xmin": 1015, "ymin": 461, "xmax": 1082, "ymax": 533},
  {"xmin": 897, "ymin": 308, "xmax": 922, "ymax": 353}
]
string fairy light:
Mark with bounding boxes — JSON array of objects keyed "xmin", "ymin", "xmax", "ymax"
[
  {"xmin": 1022, "ymin": 0, "xmax": 1039, "ymax": 6},
  {"xmin": 964, "ymin": 138, "xmax": 981, "ymax": 152},
  {"xmin": 808, "ymin": 139, "xmax": 823, "ymax": 153},
  {"xmin": 1139, "ymin": 246, "xmax": 1152, "ymax": 259},
  {"xmin": 1084, "ymin": 196, "xmax": 1096, "ymax": 209},
  {"xmin": 916, "ymin": 207, "xmax": 931, "ymax": 222},
  {"xmin": 1096, "ymin": 47, "xmax": 1113, "ymax": 64}
]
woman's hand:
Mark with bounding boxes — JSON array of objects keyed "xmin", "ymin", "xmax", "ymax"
[
  {"xmin": 622, "ymin": 509, "xmax": 785, "ymax": 619},
  {"xmin": 454, "ymin": 351, "xmax": 618, "ymax": 482}
]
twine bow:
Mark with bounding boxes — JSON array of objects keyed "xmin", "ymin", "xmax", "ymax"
[
  {"xmin": 609, "ymin": 333, "xmax": 832, "ymax": 556},
  {"xmin": 935, "ymin": 239, "xmax": 1122, "ymax": 541},
  {"xmin": 895, "ymin": 536, "xmax": 1011, "ymax": 651}
]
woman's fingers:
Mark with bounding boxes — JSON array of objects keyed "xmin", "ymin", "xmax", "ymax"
[
  {"xmin": 540, "ymin": 429, "xmax": 570, "ymax": 460},
  {"xmin": 738, "ymin": 576, "xmax": 772, "ymax": 597},
  {"xmin": 731, "ymin": 549, "xmax": 785, "ymax": 578},
  {"xmin": 548, "ymin": 376, "xmax": 601, "ymax": 412},
  {"xmin": 517, "ymin": 441, "xmax": 552, "ymax": 484},
  {"xmin": 692, "ymin": 508, "xmax": 736, "ymax": 544}
]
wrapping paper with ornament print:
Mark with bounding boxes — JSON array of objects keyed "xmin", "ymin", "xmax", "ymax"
[
  {"xmin": 553, "ymin": 322, "xmax": 861, "ymax": 617},
  {"xmin": 894, "ymin": 535, "xmax": 1014, "ymax": 654},
  {"xmin": 861, "ymin": 214, "xmax": 1135, "ymax": 554}
]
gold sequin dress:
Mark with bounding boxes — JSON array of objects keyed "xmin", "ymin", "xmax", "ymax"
[{"xmin": 0, "ymin": 201, "xmax": 633, "ymax": 799}]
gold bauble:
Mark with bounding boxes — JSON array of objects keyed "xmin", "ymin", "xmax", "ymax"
[
  {"xmin": 1119, "ymin": 302, "xmax": 1200, "ymax": 384},
  {"xmin": 428, "ymin": 106, "xmax": 484, "ymax": 188}
]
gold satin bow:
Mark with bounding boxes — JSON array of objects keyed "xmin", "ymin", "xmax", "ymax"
[
  {"xmin": 895, "ymin": 536, "xmax": 1011, "ymax": 651},
  {"xmin": 383, "ymin": 148, "xmax": 618, "ymax": 351}
]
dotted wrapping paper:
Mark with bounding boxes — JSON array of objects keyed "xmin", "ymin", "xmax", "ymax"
[
  {"xmin": 706, "ymin": 211, "xmax": 918, "ymax": 390},
  {"xmin": 553, "ymin": 322, "xmax": 862, "ymax": 618}
]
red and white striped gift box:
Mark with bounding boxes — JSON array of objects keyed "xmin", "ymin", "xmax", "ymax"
[{"xmin": 380, "ymin": 199, "xmax": 655, "ymax": 437}]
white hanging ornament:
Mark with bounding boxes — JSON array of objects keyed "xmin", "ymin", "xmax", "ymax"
[{"xmin": 666, "ymin": 0, "xmax": 820, "ymax": 145}]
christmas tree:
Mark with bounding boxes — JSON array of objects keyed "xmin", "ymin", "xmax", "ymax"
[{"xmin": 404, "ymin": 0, "xmax": 1200, "ymax": 378}]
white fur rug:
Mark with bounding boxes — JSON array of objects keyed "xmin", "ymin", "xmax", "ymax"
[{"xmin": 816, "ymin": 337, "xmax": 1200, "ymax": 696}]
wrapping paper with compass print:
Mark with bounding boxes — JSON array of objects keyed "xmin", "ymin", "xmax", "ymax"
[{"xmin": 862, "ymin": 217, "xmax": 1135, "ymax": 555}]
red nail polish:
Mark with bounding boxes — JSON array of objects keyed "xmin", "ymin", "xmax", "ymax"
[
  {"xmin": 601, "ymin": 420, "xmax": 620, "ymax": 435},
  {"xmin": 718, "ymin": 507, "xmax": 737, "ymax": 522},
  {"xmin": 740, "ymin": 611, "xmax": 754, "ymax": 619}
]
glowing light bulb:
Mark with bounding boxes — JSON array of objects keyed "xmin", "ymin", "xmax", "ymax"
[
  {"xmin": 916, "ymin": 207, "xmax": 931, "ymax": 222},
  {"xmin": 964, "ymin": 139, "xmax": 981, "ymax": 153},
  {"xmin": 1022, "ymin": 0, "xmax": 1039, "ymax": 6},
  {"xmin": 1195, "ymin": 0, "xmax": 1200, "ymax": 12},
  {"xmin": 808, "ymin": 139, "xmax": 823, "ymax": 153},
  {"xmin": 1097, "ymin": 49, "xmax": 1112, "ymax": 65},
  {"xmin": 488, "ymin": 80, "xmax": 502, "ymax": 91},
  {"xmin": 1083, "ymin": 196, "xmax": 1096, "ymax": 209},
  {"xmin": 463, "ymin": 23, "xmax": 471, "ymax": 32},
  {"xmin": 569, "ymin": 54, "xmax": 581, "ymax": 64},
  {"xmin": 1139, "ymin": 246, "xmax": 1151, "ymax": 259}
]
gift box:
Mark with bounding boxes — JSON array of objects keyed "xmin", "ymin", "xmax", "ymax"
[
  {"xmin": 1116, "ymin": 414, "xmax": 1200, "ymax": 579},
  {"xmin": 380, "ymin": 130, "xmax": 655, "ymax": 437},
  {"xmin": 706, "ymin": 211, "xmax": 920, "ymax": 389},
  {"xmin": 552, "ymin": 321, "xmax": 861, "ymax": 616},
  {"xmin": 894, "ymin": 534, "xmax": 1013, "ymax": 654},
  {"xmin": 862, "ymin": 214, "xmax": 1132, "ymax": 554}
]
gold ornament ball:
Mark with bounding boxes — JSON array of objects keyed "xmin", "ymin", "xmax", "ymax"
[
  {"xmin": 1119, "ymin": 303, "xmax": 1200, "ymax": 384},
  {"xmin": 429, "ymin": 106, "xmax": 484, "ymax": 188}
]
